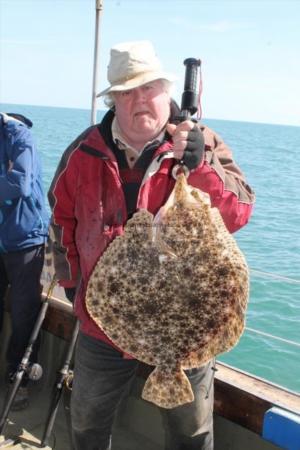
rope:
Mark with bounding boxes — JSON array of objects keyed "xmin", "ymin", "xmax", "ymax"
[
  {"xmin": 250, "ymin": 268, "xmax": 300, "ymax": 284},
  {"xmin": 245, "ymin": 327, "xmax": 300, "ymax": 348}
]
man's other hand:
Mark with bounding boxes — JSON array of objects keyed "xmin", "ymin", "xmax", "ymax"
[{"xmin": 167, "ymin": 120, "xmax": 205, "ymax": 170}]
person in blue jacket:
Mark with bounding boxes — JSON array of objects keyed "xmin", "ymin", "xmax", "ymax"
[{"xmin": 0, "ymin": 112, "xmax": 49, "ymax": 410}]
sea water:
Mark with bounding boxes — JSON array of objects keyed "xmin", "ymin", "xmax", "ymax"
[{"xmin": 1, "ymin": 103, "xmax": 299, "ymax": 393}]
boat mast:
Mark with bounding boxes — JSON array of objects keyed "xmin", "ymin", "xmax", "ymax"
[{"xmin": 90, "ymin": 0, "xmax": 104, "ymax": 125}]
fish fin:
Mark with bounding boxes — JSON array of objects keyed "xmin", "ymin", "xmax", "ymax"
[{"xmin": 142, "ymin": 366, "xmax": 194, "ymax": 409}]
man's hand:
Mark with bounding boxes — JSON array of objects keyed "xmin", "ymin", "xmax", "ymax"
[{"xmin": 167, "ymin": 120, "xmax": 205, "ymax": 170}]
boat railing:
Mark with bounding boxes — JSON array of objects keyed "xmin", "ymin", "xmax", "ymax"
[
  {"xmin": 250, "ymin": 268, "xmax": 300, "ymax": 284},
  {"xmin": 218, "ymin": 267, "xmax": 300, "ymax": 396},
  {"xmin": 245, "ymin": 326, "xmax": 300, "ymax": 348},
  {"xmin": 246, "ymin": 268, "xmax": 300, "ymax": 358}
]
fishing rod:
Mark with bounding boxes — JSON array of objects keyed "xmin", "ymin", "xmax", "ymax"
[
  {"xmin": 172, "ymin": 57, "xmax": 201, "ymax": 179},
  {"xmin": 180, "ymin": 57, "xmax": 201, "ymax": 121},
  {"xmin": 0, "ymin": 275, "xmax": 56, "ymax": 435},
  {"xmin": 40, "ymin": 319, "xmax": 79, "ymax": 447}
]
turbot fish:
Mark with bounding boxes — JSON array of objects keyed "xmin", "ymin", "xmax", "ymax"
[{"xmin": 86, "ymin": 174, "xmax": 249, "ymax": 408}]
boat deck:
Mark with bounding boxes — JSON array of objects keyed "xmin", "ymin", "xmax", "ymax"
[
  {"xmin": 0, "ymin": 353, "xmax": 283, "ymax": 450},
  {"xmin": 0, "ymin": 380, "xmax": 68, "ymax": 449},
  {"xmin": 0, "ymin": 371, "xmax": 163, "ymax": 450},
  {"xmin": 0, "ymin": 325, "xmax": 163, "ymax": 450},
  {"xmin": 0, "ymin": 385, "xmax": 156, "ymax": 450},
  {"xmin": 0, "ymin": 368, "xmax": 282, "ymax": 450}
]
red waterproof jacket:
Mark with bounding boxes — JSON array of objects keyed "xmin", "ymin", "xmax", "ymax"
[{"xmin": 48, "ymin": 109, "xmax": 255, "ymax": 349}]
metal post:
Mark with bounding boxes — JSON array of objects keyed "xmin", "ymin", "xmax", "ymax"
[{"xmin": 90, "ymin": 0, "xmax": 104, "ymax": 125}]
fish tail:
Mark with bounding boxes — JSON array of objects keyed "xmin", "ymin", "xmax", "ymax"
[{"xmin": 142, "ymin": 366, "xmax": 194, "ymax": 409}]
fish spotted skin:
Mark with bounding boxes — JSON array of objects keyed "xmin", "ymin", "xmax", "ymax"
[{"xmin": 86, "ymin": 174, "xmax": 249, "ymax": 408}]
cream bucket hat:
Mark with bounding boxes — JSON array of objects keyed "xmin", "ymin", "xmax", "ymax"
[{"xmin": 97, "ymin": 40, "xmax": 176, "ymax": 97}]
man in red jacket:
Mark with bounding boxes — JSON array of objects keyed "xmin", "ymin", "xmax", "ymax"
[{"xmin": 49, "ymin": 41, "xmax": 255, "ymax": 450}]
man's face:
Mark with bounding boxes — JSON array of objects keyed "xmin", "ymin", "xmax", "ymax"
[{"xmin": 113, "ymin": 80, "xmax": 171, "ymax": 149}]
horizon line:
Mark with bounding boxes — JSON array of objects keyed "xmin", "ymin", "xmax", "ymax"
[{"xmin": 1, "ymin": 100, "xmax": 299, "ymax": 129}]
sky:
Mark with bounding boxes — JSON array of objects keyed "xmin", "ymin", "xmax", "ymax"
[{"xmin": 0, "ymin": 0, "xmax": 300, "ymax": 126}]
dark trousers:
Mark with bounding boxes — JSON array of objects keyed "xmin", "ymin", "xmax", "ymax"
[
  {"xmin": 71, "ymin": 332, "xmax": 214, "ymax": 450},
  {"xmin": 0, "ymin": 245, "xmax": 44, "ymax": 374}
]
